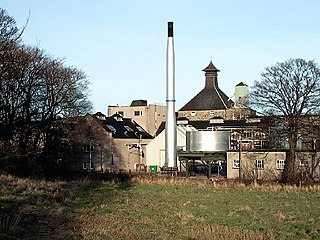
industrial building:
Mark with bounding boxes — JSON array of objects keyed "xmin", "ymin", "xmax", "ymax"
[
  {"xmin": 145, "ymin": 125, "xmax": 197, "ymax": 170},
  {"xmin": 64, "ymin": 112, "xmax": 153, "ymax": 174},
  {"xmin": 178, "ymin": 61, "xmax": 255, "ymax": 121},
  {"xmin": 62, "ymin": 59, "xmax": 319, "ymax": 181},
  {"xmin": 145, "ymin": 61, "xmax": 320, "ymax": 181},
  {"xmin": 108, "ymin": 100, "xmax": 166, "ymax": 137}
]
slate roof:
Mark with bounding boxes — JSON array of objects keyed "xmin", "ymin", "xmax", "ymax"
[
  {"xmin": 92, "ymin": 113, "xmax": 153, "ymax": 139},
  {"xmin": 179, "ymin": 61, "xmax": 234, "ymax": 111},
  {"xmin": 202, "ymin": 61, "xmax": 220, "ymax": 72},
  {"xmin": 179, "ymin": 86, "xmax": 233, "ymax": 111},
  {"xmin": 155, "ymin": 121, "xmax": 166, "ymax": 136}
]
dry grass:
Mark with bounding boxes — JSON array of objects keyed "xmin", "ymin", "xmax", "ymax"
[
  {"xmin": 78, "ymin": 214, "xmax": 276, "ymax": 240},
  {"xmin": 0, "ymin": 174, "xmax": 79, "ymax": 239},
  {"xmin": 1, "ymin": 174, "xmax": 320, "ymax": 239},
  {"xmin": 132, "ymin": 174, "xmax": 320, "ymax": 192}
]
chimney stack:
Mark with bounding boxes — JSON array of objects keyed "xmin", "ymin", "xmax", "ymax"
[{"xmin": 165, "ymin": 21, "xmax": 177, "ymax": 167}]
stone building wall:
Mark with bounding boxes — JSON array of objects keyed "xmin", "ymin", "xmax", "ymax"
[
  {"xmin": 226, "ymin": 151, "xmax": 320, "ymax": 180},
  {"xmin": 108, "ymin": 104, "xmax": 166, "ymax": 136},
  {"xmin": 178, "ymin": 108, "xmax": 255, "ymax": 121}
]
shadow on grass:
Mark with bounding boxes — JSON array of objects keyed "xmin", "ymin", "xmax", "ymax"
[{"xmin": 0, "ymin": 173, "xmax": 134, "ymax": 240}]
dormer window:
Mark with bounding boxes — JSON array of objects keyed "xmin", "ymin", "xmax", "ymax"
[
  {"xmin": 114, "ymin": 115, "xmax": 123, "ymax": 121},
  {"xmin": 96, "ymin": 114, "xmax": 106, "ymax": 120}
]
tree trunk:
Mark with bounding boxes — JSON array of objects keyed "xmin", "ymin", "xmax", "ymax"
[{"xmin": 282, "ymin": 130, "xmax": 298, "ymax": 183}]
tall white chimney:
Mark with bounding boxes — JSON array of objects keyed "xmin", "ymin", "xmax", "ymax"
[{"xmin": 165, "ymin": 22, "xmax": 177, "ymax": 167}]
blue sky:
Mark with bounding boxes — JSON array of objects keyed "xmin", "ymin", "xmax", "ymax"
[{"xmin": 2, "ymin": 0, "xmax": 320, "ymax": 114}]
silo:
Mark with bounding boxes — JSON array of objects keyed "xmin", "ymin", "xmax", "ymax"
[
  {"xmin": 235, "ymin": 82, "xmax": 249, "ymax": 107},
  {"xmin": 186, "ymin": 131, "xmax": 230, "ymax": 152}
]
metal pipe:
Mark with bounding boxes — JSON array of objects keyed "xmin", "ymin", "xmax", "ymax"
[
  {"xmin": 165, "ymin": 21, "xmax": 177, "ymax": 167},
  {"xmin": 89, "ymin": 138, "xmax": 92, "ymax": 173}
]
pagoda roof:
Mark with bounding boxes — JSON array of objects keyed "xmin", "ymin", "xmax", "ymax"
[
  {"xmin": 202, "ymin": 61, "xmax": 220, "ymax": 72},
  {"xmin": 179, "ymin": 61, "xmax": 233, "ymax": 111},
  {"xmin": 179, "ymin": 86, "xmax": 233, "ymax": 111}
]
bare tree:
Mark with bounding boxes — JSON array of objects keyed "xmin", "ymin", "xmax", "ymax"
[
  {"xmin": 0, "ymin": 9, "xmax": 21, "ymax": 51},
  {"xmin": 0, "ymin": 8, "xmax": 92, "ymax": 176},
  {"xmin": 251, "ymin": 58, "xmax": 320, "ymax": 183}
]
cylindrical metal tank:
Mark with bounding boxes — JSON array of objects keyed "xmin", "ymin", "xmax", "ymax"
[{"xmin": 186, "ymin": 131, "xmax": 230, "ymax": 151}]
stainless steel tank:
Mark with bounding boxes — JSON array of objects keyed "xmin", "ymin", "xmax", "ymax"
[{"xmin": 186, "ymin": 131, "xmax": 230, "ymax": 151}]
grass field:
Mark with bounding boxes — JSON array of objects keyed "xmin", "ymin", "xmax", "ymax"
[{"xmin": 1, "ymin": 174, "xmax": 320, "ymax": 240}]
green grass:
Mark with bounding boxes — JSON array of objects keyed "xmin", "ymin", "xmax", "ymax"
[{"xmin": 1, "ymin": 174, "xmax": 320, "ymax": 239}]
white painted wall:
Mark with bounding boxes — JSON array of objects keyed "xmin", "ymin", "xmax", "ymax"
[{"xmin": 146, "ymin": 126, "xmax": 197, "ymax": 168}]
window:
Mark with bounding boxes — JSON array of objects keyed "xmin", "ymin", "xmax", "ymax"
[
  {"xmin": 134, "ymin": 111, "xmax": 143, "ymax": 116},
  {"xmin": 254, "ymin": 131, "xmax": 266, "ymax": 139},
  {"xmin": 276, "ymin": 160, "xmax": 285, "ymax": 169},
  {"xmin": 82, "ymin": 162, "xmax": 93, "ymax": 170},
  {"xmin": 300, "ymin": 160, "xmax": 308, "ymax": 166},
  {"xmin": 209, "ymin": 118, "xmax": 224, "ymax": 124},
  {"xmin": 242, "ymin": 130, "xmax": 252, "ymax": 139},
  {"xmin": 253, "ymin": 140, "xmax": 262, "ymax": 149},
  {"xmin": 136, "ymin": 126, "xmax": 145, "ymax": 132},
  {"xmin": 233, "ymin": 159, "xmax": 240, "ymax": 168},
  {"xmin": 124, "ymin": 125, "xmax": 133, "ymax": 131},
  {"xmin": 177, "ymin": 119, "xmax": 189, "ymax": 125},
  {"xmin": 255, "ymin": 159, "xmax": 264, "ymax": 169},
  {"xmin": 83, "ymin": 144, "xmax": 94, "ymax": 152},
  {"xmin": 107, "ymin": 124, "xmax": 116, "ymax": 132}
]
